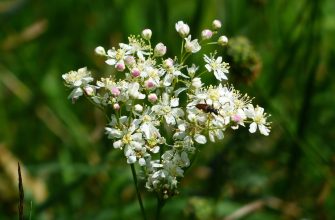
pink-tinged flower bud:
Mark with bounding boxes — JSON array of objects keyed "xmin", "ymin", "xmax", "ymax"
[
  {"xmin": 141, "ymin": 29, "xmax": 152, "ymax": 40},
  {"xmin": 124, "ymin": 56, "xmax": 135, "ymax": 66},
  {"xmin": 113, "ymin": 103, "xmax": 120, "ymax": 110},
  {"xmin": 145, "ymin": 80, "xmax": 155, "ymax": 89},
  {"xmin": 232, "ymin": 114, "xmax": 242, "ymax": 123},
  {"xmin": 111, "ymin": 87, "xmax": 120, "ymax": 96},
  {"xmin": 116, "ymin": 62, "xmax": 125, "ymax": 71},
  {"xmin": 131, "ymin": 68, "xmax": 141, "ymax": 77},
  {"xmin": 154, "ymin": 43, "xmax": 167, "ymax": 57},
  {"xmin": 95, "ymin": 46, "xmax": 106, "ymax": 56},
  {"xmin": 175, "ymin": 21, "xmax": 190, "ymax": 37},
  {"xmin": 148, "ymin": 93, "xmax": 158, "ymax": 102},
  {"xmin": 163, "ymin": 58, "xmax": 174, "ymax": 68},
  {"xmin": 84, "ymin": 86, "xmax": 94, "ymax": 96},
  {"xmin": 212, "ymin": 19, "xmax": 222, "ymax": 30},
  {"xmin": 218, "ymin": 35, "xmax": 228, "ymax": 46},
  {"xmin": 201, "ymin": 29, "xmax": 213, "ymax": 40}
]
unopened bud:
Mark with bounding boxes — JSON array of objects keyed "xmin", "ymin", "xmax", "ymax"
[
  {"xmin": 148, "ymin": 93, "xmax": 158, "ymax": 102},
  {"xmin": 95, "ymin": 46, "xmax": 106, "ymax": 56},
  {"xmin": 113, "ymin": 103, "xmax": 120, "ymax": 110},
  {"xmin": 131, "ymin": 68, "xmax": 141, "ymax": 77},
  {"xmin": 212, "ymin": 19, "xmax": 222, "ymax": 30},
  {"xmin": 201, "ymin": 29, "xmax": 213, "ymax": 40},
  {"xmin": 141, "ymin": 29, "xmax": 152, "ymax": 40},
  {"xmin": 84, "ymin": 86, "xmax": 94, "ymax": 96},
  {"xmin": 134, "ymin": 104, "xmax": 143, "ymax": 112},
  {"xmin": 124, "ymin": 56, "xmax": 135, "ymax": 66},
  {"xmin": 145, "ymin": 80, "xmax": 155, "ymax": 89},
  {"xmin": 111, "ymin": 87, "xmax": 120, "ymax": 97},
  {"xmin": 192, "ymin": 77, "xmax": 203, "ymax": 88},
  {"xmin": 175, "ymin": 21, "xmax": 190, "ymax": 37},
  {"xmin": 116, "ymin": 62, "xmax": 125, "ymax": 71},
  {"xmin": 218, "ymin": 35, "xmax": 228, "ymax": 46},
  {"xmin": 154, "ymin": 43, "xmax": 167, "ymax": 57}
]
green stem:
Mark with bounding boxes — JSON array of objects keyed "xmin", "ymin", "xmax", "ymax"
[
  {"xmin": 130, "ymin": 164, "xmax": 147, "ymax": 220},
  {"xmin": 155, "ymin": 196, "xmax": 165, "ymax": 220}
]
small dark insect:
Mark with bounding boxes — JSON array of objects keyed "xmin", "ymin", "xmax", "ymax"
[{"xmin": 195, "ymin": 103, "xmax": 219, "ymax": 115}]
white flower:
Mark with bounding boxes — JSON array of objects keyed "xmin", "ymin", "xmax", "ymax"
[
  {"xmin": 175, "ymin": 21, "xmax": 190, "ymax": 37},
  {"xmin": 128, "ymin": 82, "xmax": 145, "ymax": 99},
  {"xmin": 187, "ymin": 64, "xmax": 198, "ymax": 77},
  {"xmin": 184, "ymin": 36, "xmax": 201, "ymax": 53},
  {"xmin": 231, "ymin": 109, "xmax": 246, "ymax": 129},
  {"xmin": 152, "ymin": 93, "xmax": 184, "ymax": 125},
  {"xmin": 120, "ymin": 36, "xmax": 150, "ymax": 60},
  {"xmin": 106, "ymin": 48, "xmax": 130, "ymax": 66},
  {"xmin": 245, "ymin": 104, "xmax": 271, "ymax": 136},
  {"xmin": 62, "ymin": 67, "xmax": 93, "ymax": 88},
  {"xmin": 204, "ymin": 54, "xmax": 229, "ymax": 81}
]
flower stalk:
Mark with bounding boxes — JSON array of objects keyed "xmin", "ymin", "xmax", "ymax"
[{"xmin": 131, "ymin": 164, "xmax": 147, "ymax": 220}]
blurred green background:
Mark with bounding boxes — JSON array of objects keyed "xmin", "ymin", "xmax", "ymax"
[{"xmin": 1, "ymin": 0, "xmax": 335, "ymax": 219}]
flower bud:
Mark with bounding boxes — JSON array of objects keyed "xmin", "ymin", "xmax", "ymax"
[
  {"xmin": 148, "ymin": 93, "xmax": 158, "ymax": 102},
  {"xmin": 131, "ymin": 68, "xmax": 141, "ymax": 77},
  {"xmin": 116, "ymin": 62, "xmax": 125, "ymax": 71},
  {"xmin": 95, "ymin": 46, "xmax": 106, "ymax": 56},
  {"xmin": 163, "ymin": 58, "xmax": 174, "ymax": 69},
  {"xmin": 154, "ymin": 43, "xmax": 167, "ymax": 57},
  {"xmin": 84, "ymin": 86, "xmax": 94, "ymax": 96},
  {"xmin": 232, "ymin": 114, "xmax": 242, "ymax": 123},
  {"xmin": 192, "ymin": 77, "xmax": 203, "ymax": 88},
  {"xmin": 212, "ymin": 19, "xmax": 222, "ymax": 30},
  {"xmin": 134, "ymin": 104, "xmax": 143, "ymax": 112},
  {"xmin": 145, "ymin": 79, "xmax": 155, "ymax": 89},
  {"xmin": 175, "ymin": 21, "xmax": 190, "ymax": 37},
  {"xmin": 201, "ymin": 29, "xmax": 213, "ymax": 40},
  {"xmin": 218, "ymin": 35, "xmax": 228, "ymax": 46},
  {"xmin": 141, "ymin": 29, "xmax": 152, "ymax": 40},
  {"xmin": 124, "ymin": 56, "xmax": 135, "ymax": 66},
  {"xmin": 111, "ymin": 87, "xmax": 120, "ymax": 97},
  {"xmin": 113, "ymin": 103, "xmax": 120, "ymax": 110}
]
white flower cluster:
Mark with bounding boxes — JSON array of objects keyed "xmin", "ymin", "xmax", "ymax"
[{"xmin": 62, "ymin": 20, "xmax": 271, "ymax": 199}]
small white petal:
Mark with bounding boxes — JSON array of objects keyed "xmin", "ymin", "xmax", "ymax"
[
  {"xmin": 139, "ymin": 158, "xmax": 146, "ymax": 166},
  {"xmin": 170, "ymin": 98, "xmax": 179, "ymax": 107},
  {"xmin": 259, "ymin": 124, "xmax": 270, "ymax": 136},
  {"xmin": 127, "ymin": 155, "xmax": 137, "ymax": 164},
  {"xmin": 249, "ymin": 122, "xmax": 257, "ymax": 133},
  {"xmin": 194, "ymin": 134, "xmax": 207, "ymax": 144},
  {"xmin": 105, "ymin": 59, "xmax": 116, "ymax": 65},
  {"xmin": 113, "ymin": 140, "xmax": 123, "ymax": 149}
]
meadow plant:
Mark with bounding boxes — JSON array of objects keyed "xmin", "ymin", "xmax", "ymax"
[{"xmin": 62, "ymin": 19, "xmax": 271, "ymax": 219}]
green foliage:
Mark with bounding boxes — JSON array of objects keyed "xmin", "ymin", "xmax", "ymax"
[{"xmin": 0, "ymin": 0, "xmax": 334, "ymax": 219}]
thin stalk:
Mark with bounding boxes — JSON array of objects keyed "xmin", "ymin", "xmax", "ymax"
[
  {"xmin": 130, "ymin": 164, "xmax": 147, "ymax": 220},
  {"xmin": 155, "ymin": 196, "xmax": 166, "ymax": 220}
]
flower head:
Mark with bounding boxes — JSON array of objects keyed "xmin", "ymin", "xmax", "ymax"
[
  {"xmin": 204, "ymin": 54, "xmax": 229, "ymax": 81},
  {"xmin": 62, "ymin": 19, "xmax": 271, "ymax": 199}
]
